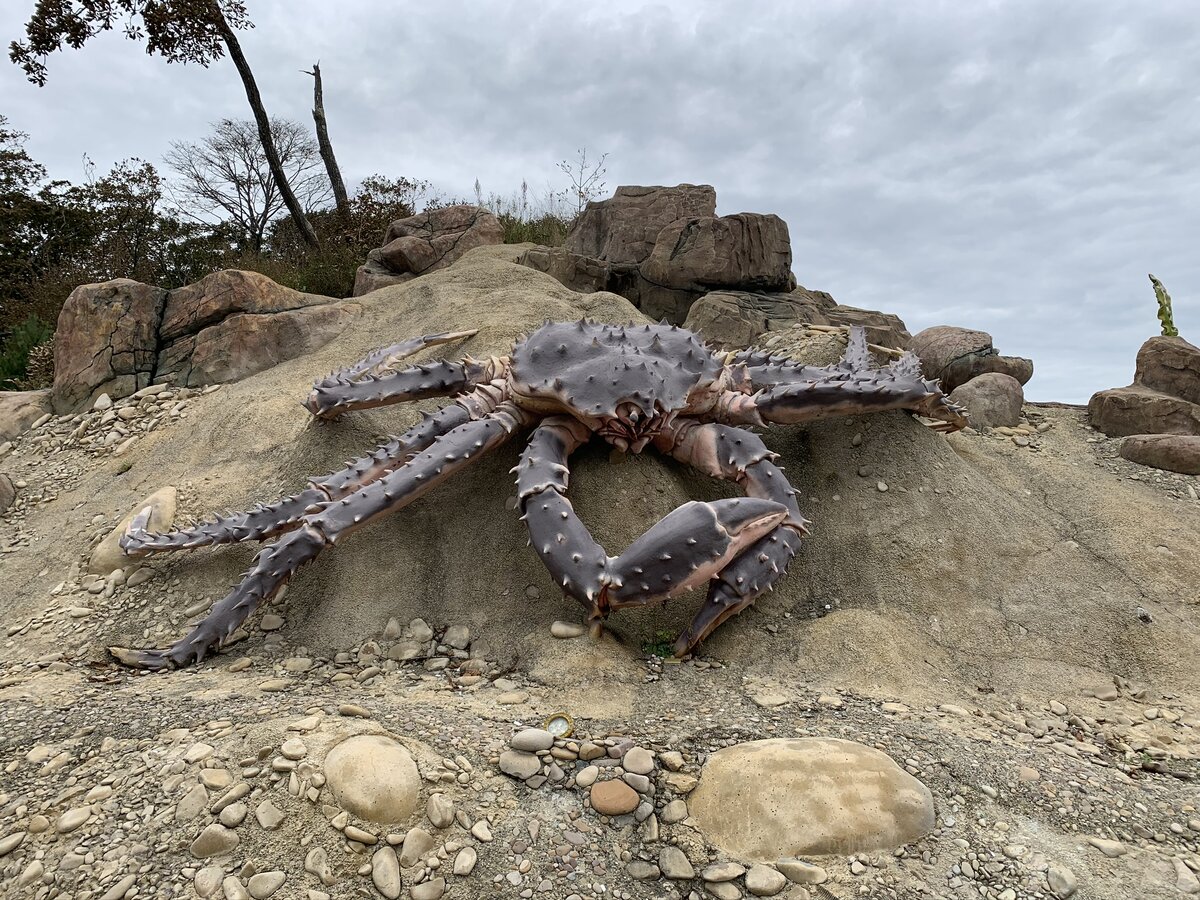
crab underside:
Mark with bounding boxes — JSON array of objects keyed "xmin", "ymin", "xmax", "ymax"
[{"xmin": 110, "ymin": 319, "xmax": 967, "ymax": 671}]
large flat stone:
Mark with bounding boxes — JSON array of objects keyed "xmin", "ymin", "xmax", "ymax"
[
  {"xmin": 1088, "ymin": 385, "xmax": 1200, "ymax": 437},
  {"xmin": 1119, "ymin": 433, "xmax": 1200, "ymax": 474}
]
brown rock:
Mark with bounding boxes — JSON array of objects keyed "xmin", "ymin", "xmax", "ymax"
[
  {"xmin": 52, "ymin": 279, "xmax": 167, "ymax": 412},
  {"xmin": 911, "ymin": 325, "xmax": 1033, "ymax": 392},
  {"xmin": 568, "ymin": 184, "xmax": 717, "ymax": 264},
  {"xmin": 640, "ymin": 213, "xmax": 795, "ymax": 294},
  {"xmin": 689, "ymin": 738, "xmax": 935, "ymax": 861},
  {"xmin": 0, "ymin": 474, "xmax": 14, "ymax": 515},
  {"xmin": 0, "ymin": 389, "xmax": 52, "ymax": 440},
  {"xmin": 1135, "ymin": 335, "xmax": 1200, "ymax": 405},
  {"xmin": 590, "ymin": 779, "xmax": 639, "ymax": 815},
  {"xmin": 89, "ymin": 486, "xmax": 177, "ymax": 574},
  {"xmin": 1119, "ymin": 434, "xmax": 1200, "ymax": 475},
  {"xmin": 948, "ymin": 373, "xmax": 1024, "ymax": 429},
  {"xmin": 1088, "ymin": 385, "xmax": 1200, "ymax": 437},
  {"xmin": 353, "ymin": 205, "xmax": 503, "ymax": 295}
]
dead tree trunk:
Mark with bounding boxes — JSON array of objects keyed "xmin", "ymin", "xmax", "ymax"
[
  {"xmin": 305, "ymin": 63, "xmax": 350, "ymax": 218},
  {"xmin": 212, "ymin": 8, "xmax": 321, "ymax": 249}
]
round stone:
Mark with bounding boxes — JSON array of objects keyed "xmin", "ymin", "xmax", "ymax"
[
  {"xmin": 510, "ymin": 728, "xmax": 555, "ymax": 751},
  {"xmin": 189, "ymin": 823, "xmax": 240, "ymax": 858},
  {"xmin": 590, "ymin": 780, "xmax": 639, "ymax": 815},
  {"xmin": 622, "ymin": 746, "xmax": 654, "ymax": 775},
  {"xmin": 247, "ymin": 871, "xmax": 285, "ymax": 899},
  {"xmin": 746, "ymin": 864, "xmax": 788, "ymax": 897},
  {"xmin": 324, "ymin": 735, "xmax": 421, "ymax": 823},
  {"xmin": 55, "ymin": 806, "xmax": 91, "ymax": 833},
  {"xmin": 280, "ymin": 738, "xmax": 307, "ymax": 760},
  {"xmin": 371, "ymin": 847, "xmax": 402, "ymax": 899},
  {"xmin": 689, "ymin": 737, "xmax": 935, "ymax": 860}
]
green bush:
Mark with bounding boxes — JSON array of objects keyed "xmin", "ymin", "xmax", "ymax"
[{"xmin": 0, "ymin": 315, "xmax": 54, "ymax": 389}]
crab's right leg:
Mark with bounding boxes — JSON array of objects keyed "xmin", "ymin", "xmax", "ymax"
[
  {"xmin": 324, "ymin": 330, "xmax": 478, "ymax": 382},
  {"xmin": 516, "ymin": 418, "xmax": 790, "ymax": 630},
  {"xmin": 112, "ymin": 403, "xmax": 529, "ymax": 671},
  {"xmin": 122, "ymin": 385, "xmax": 505, "ymax": 556}
]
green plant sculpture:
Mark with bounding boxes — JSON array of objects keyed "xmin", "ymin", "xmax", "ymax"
[{"xmin": 1149, "ymin": 274, "xmax": 1179, "ymax": 337}]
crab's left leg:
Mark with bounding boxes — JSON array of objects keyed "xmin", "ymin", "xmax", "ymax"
[
  {"xmin": 111, "ymin": 404, "xmax": 529, "ymax": 671},
  {"xmin": 721, "ymin": 326, "xmax": 969, "ymax": 432}
]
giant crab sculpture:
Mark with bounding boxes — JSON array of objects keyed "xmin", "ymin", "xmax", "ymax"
[{"xmin": 110, "ymin": 320, "xmax": 967, "ymax": 670}]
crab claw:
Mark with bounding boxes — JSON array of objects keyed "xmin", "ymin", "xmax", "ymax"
[
  {"xmin": 119, "ymin": 505, "xmax": 155, "ymax": 558},
  {"xmin": 606, "ymin": 497, "xmax": 788, "ymax": 608}
]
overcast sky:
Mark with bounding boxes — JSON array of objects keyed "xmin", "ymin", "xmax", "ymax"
[{"xmin": 3, "ymin": 0, "xmax": 1198, "ymax": 402}]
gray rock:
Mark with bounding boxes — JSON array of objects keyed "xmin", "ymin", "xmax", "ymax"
[
  {"xmin": 659, "ymin": 846, "xmax": 695, "ymax": 879},
  {"xmin": 371, "ymin": 846, "xmax": 402, "ymax": 899},
  {"xmin": 746, "ymin": 864, "xmax": 788, "ymax": 896},
  {"xmin": 622, "ymin": 746, "xmax": 655, "ymax": 775},
  {"xmin": 499, "ymin": 750, "xmax": 542, "ymax": 780},
  {"xmin": 246, "ymin": 871, "xmax": 285, "ymax": 899},
  {"xmin": 189, "ymin": 823, "xmax": 239, "ymax": 858},
  {"xmin": 399, "ymin": 827, "xmax": 435, "ymax": 867},
  {"xmin": 510, "ymin": 728, "xmax": 555, "ymax": 751},
  {"xmin": 453, "ymin": 846, "xmax": 478, "ymax": 876},
  {"xmin": 409, "ymin": 878, "xmax": 446, "ymax": 900},
  {"xmin": 426, "ymin": 793, "xmax": 454, "ymax": 829},
  {"xmin": 1047, "ymin": 864, "xmax": 1077, "ymax": 898},
  {"xmin": 627, "ymin": 860, "xmax": 661, "ymax": 880},
  {"xmin": 948, "ymin": 373, "xmax": 1024, "ymax": 429}
]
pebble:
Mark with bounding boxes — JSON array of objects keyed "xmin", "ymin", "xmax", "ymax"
[
  {"xmin": 661, "ymin": 799, "xmax": 688, "ymax": 823},
  {"xmin": 304, "ymin": 848, "xmax": 335, "ymax": 886},
  {"xmin": 576, "ymin": 765, "xmax": 599, "ymax": 787},
  {"xmin": 176, "ymin": 783, "xmax": 209, "ymax": 822},
  {"xmin": 222, "ymin": 876, "xmax": 249, "ymax": 900},
  {"xmin": 372, "ymin": 846, "xmax": 402, "ymax": 899},
  {"xmin": 195, "ymin": 866, "xmax": 224, "ymax": 897},
  {"xmin": 247, "ymin": 871, "xmax": 286, "ymax": 899},
  {"xmin": 444, "ymin": 624, "xmax": 470, "ymax": 648},
  {"xmin": 471, "ymin": 819, "xmax": 493, "ymax": 841},
  {"xmin": 500, "ymin": 750, "xmax": 542, "ymax": 780},
  {"xmin": 627, "ymin": 861, "xmax": 661, "ymax": 880},
  {"xmin": 190, "ymin": 823, "xmax": 240, "ymax": 858},
  {"xmin": 622, "ymin": 746, "xmax": 654, "ymax": 774},
  {"xmin": 99, "ymin": 874, "xmax": 137, "ymax": 900},
  {"xmin": 453, "ymin": 846, "xmax": 478, "ymax": 876},
  {"xmin": 280, "ymin": 737, "xmax": 307, "ymax": 759},
  {"xmin": 591, "ymin": 780, "xmax": 639, "ymax": 815},
  {"xmin": 703, "ymin": 862, "xmax": 746, "ymax": 882},
  {"xmin": 659, "ymin": 846, "xmax": 695, "ymax": 879},
  {"xmin": 19, "ymin": 860, "xmax": 45, "ymax": 887},
  {"xmin": 623, "ymin": 772, "xmax": 651, "ymax": 792},
  {"xmin": 410, "ymin": 877, "xmax": 446, "ymax": 900},
  {"xmin": 776, "ymin": 859, "xmax": 828, "ymax": 884},
  {"xmin": 746, "ymin": 864, "xmax": 788, "ymax": 897},
  {"xmin": 338, "ymin": 703, "xmax": 372, "ymax": 718},
  {"xmin": 399, "ymin": 827, "xmax": 435, "ymax": 867},
  {"xmin": 255, "ymin": 800, "xmax": 285, "ymax": 830},
  {"xmin": 1086, "ymin": 836, "xmax": 1127, "ymax": 857},
  {"xmin": 56, "ymin": 805, "xmax": 91, "ymax": 833},
  {"xmin": 1047, "ymin": 865, "xmax": 1077, "ymax": 898},
  {"xmin": 707, "ymin": 882, "xmax": 740, "ymax": 900},
  {"xmin": 345, "ymin": 825, "xmax": 377, "ymax": 844},
  {"xmin": 510, "ymin": 728, "xmax": 555, "ymax": 751},
  {"xmin": 551, "ymin": 620, "xmax": 587, "ymax": 638},
  {"xmin": 427, "ymin": 793, "xmax": 455, "ymax": 828}
]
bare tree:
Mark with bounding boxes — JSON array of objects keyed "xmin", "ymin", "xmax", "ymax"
[
  {"xmin": 557, "ymin": 147, "xmax": 609, "ymax": 215},
  {"xmin": 166, "ymin": 118, "xmax": 331, "ymax": 253},
  {"xmin": 10, "ymin": 0, "xmax": 322, "ymax": 248},
  {"xmin": 303, "ymin": 62, "xmax": 349, "ymax": 218}
]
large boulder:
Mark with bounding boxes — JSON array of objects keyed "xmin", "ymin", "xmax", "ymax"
[
  {"xmin": 0, "ymin": 389, "xmax": 52, "ymax": 440},
  {"xmin": 689, "ymin": 738, "xmax": 935, "ymax": 861},
  {"xmin": 1134, "ymin": 336, "xmax": 1200, "ymax": 406},
  {"xmin": 353, "ymin": 205, "xmax": 503, "ymax": 296},
  {"xmin": 1119, "ymin": 434, "xmax": 1200, "ymax": 475},
  {"xmin": 156, "ymin": 271, "xmax": 360, "ymax": 387},
  {"xmin": 910, "ymin": 326, "xmax": 1033, "ymax": 393},
  {"xmin": 684, "ymin": 287, "xmax": 910, "ymax": 350},
  {"xmin": 948, "ymin": 373, "xmax": 1024, "ymax": 429},
  {"xmin": 519, "ymin": 185, "xmax": 797, "ymax": 323},
  {"xmin": 48, "ymin": 271, "xmax": 359, "ymax": 410},
  {"xmin": 1088, "ymin": 385, "xmax": 1200, "ymax": 437},
  {"xmin": 52, "ymin": 279, "xmax": 167, "ymax": 413},
  {"xmin": 567, "ymin": 184, "xmax": 716, "ymax": 264}
]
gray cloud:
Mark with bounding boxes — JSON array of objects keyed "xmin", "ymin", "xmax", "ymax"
[{"xmin": 3, "ymin": 0, "xmax": 1198, "ymax": 401}]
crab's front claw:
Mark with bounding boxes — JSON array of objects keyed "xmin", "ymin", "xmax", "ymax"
[
  {"xmin": 118, "ymin": 506, "xmax": 155, "ymax": 558},
  {"xmin": 606, "ymin": 497, "xmax": 788, "ymax": 608}
]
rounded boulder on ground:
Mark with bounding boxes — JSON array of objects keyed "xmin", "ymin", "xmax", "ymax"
[
  {"xmin": 948, "ymin": 372, "xmax": 1025, "ymax": 429},
  {"xmin": 688, "ymin": 737, "xmax": 935, "ymax": 860},
  {"xmin": 323, "ymin": 734, "xmax": 422, "ymax": 823}
]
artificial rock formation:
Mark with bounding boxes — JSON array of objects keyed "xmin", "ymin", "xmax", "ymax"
[
  {"xmin": 50, "ymin": 271, "xmax": 359, "ymax": 412},
  {"xmin": 353, "ymin": 204, "xmax": 504, "ymax": 296},
  {"xmin": 910, "ymin": 326, "xmax": 1033, "ymax": 394},
  {"xmin": 519, "ymin": 185, "xmax": 796, "ymax": 322},
  {"xmin": 0, "ymin": 389, "xmax": 52, "ymax": 440},
  {"xmin": 1118, "ymin": 434, "xmax": 1200, "ymax": 475},
  {"xmin": 684, "ymin": 286, "xmax": 911, "ymax": 350},
  {"xmin": 1089, "ymin": 335, "xmax": 1200, "ymax": 438},
  {"xmin": 948, "ymin": 372, "xmax": 1025, "ymax": 429}
]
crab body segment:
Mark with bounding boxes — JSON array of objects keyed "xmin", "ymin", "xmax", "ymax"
[{"xmin": 111, "ymin": 319, "xmax": 967, "ymax": 670}]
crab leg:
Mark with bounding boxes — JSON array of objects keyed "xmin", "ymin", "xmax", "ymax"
[
  {"xmin": 305, "ymin": 356, "xmax": 508, "ymax": 420},
  {"xmin": 719, "ymin": 327, "xmax": 969, "ymax": 431},
  {"xmin": 111, "ymin": 405, "xmax": 528, "ymax": 671},
  {"xmin": 656, "ymin": 421, "xmax": 808, "ymax": 657},
  {"xmin": 121, "ymin": 402, "xmax": 476, "ymax": 557},
  {"xmin": 516, "ymin": 418, "xmax": 791, "ymax": 637},
  {"xmin": 320, "ymin": 329, "xmax": 478, "ymax": 384}
]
